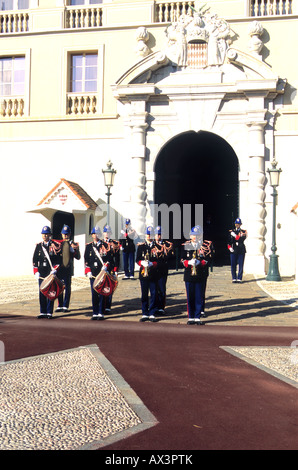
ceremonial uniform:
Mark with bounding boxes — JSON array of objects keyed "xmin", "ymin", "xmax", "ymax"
[
  {"xmin": 120, "ymin": 218, "xmax": 136, "ymax": 279},
  {"xmin": 102, "ymin": 225, "xmax": 120, "ymax": 312},
  {"xmin": 32, "ymin": 226, "xmax": 61, "ymax": 318},
  {"xmin": 227, "ymin": 218, "xmax": 247, "ymax": 282},
  {"xmin": 181, "ymin": 226, "xmax": 210, "ymax": 325},
  {"xmin": 84, "ymin": 226, "xmax": 115, "ymax": 320},
  {"xmin": 56, "ymin": 225, "xmax": 81, "ymax": 312},
  {"xmin": 136, "ymin": 226, "xmax": 158, "ymax": 322},
  {"xmin": 152, "ymin": 226, "xmax": 174, "ymax": 313}
]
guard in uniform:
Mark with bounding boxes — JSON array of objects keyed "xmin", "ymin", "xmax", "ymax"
[
  {"xmin": 227, "ymin": 218, "xmax": 247, "ymax": 283},
  {"xmin": 152, "ymin": 225, "xmax": 174, "ymax": 314},
  {"xmin": 180, "ymin": 226, "xmax": 209, "ymax": 325},
  {"xmin": 120, "ymin": 218, "xmax": 137, "ymax": 279},
  {"xmin": 136, "ymin": 226, "xmax": 158, "ymax": 322},
  {"xmin": 84, "ymin": 226, "xmax": 115, "ymax": 320},
  {"xmin": 56, "ymin": 224, "xmax": 81, "ymax": 313},
  {"xmin": 32, "ymin": 226, "xmax": 61, "ymax": 319},
  {"xmin": 102, "ymin": 224, "xmax": 120, "ymax": 312}
]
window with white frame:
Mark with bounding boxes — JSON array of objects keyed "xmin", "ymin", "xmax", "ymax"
[
  {"xmin": 69, "ymin": 0, "xmax": 102, "ymax": 5},
  {"xmin": 0, "ymin": 0, "xmax": 29, "ymax": 10},
  {"xmin": 0, "ymin": 56, "xmax": 25, "ymax": 96},
  {"xmin": 70, "ymin": 53, "xmax": 98, "ymax": 93}
]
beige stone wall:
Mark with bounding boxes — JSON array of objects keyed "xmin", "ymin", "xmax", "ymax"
[{"xmin": 0, "ymin": 0, "xmax": 298, "ymax": 276}]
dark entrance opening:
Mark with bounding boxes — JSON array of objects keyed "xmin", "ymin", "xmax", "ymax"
[
  {"xmin": 52, "ymin": 211, "xmax": 75, "ymax": 240},
  {"xmin": 154, "ymin": 130, "xmax": 239, "ymax": 265}
]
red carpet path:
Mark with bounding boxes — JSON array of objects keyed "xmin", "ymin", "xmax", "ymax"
[{"xmin": 0, "ymin": 268, "xmax": 298, "ymax": 452}]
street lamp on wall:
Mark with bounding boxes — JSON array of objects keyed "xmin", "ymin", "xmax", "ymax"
[
  {"xmin": 102, "ymin": 160, "xmax": 116, "ymax": 226},
  {"xmin": 266, "ymin": 158, "xmax": 282, "ymax": 282}
]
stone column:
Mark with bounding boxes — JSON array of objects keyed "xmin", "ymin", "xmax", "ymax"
[
  {"xmin": 127, "ymin": 101, "xmax": 149, "ymax": 239},
  {"xmin": 245, "ymin": 120, "xmax": 267, "ymax": 274}
]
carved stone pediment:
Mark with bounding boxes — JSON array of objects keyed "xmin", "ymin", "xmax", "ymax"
[{"xmin": 165, "ymin": 11, "xmax": 231, "ymax": 69}]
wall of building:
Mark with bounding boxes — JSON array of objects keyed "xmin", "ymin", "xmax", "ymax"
[{"xmin": 0, "ymin": 0, "xmax": 297, "ymax": 277}]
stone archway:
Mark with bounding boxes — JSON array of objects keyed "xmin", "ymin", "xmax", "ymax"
[
  {"xmin": 112, "ymin": 13, "xmax": 285, "ymax": 274},
  {"xmin": 154, "ymin": 130, "xmax": 239, "ymax": 264}
]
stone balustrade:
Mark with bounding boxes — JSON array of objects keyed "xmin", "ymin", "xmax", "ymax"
[
  {"xmin": 251, "ymin": 0, "xmax": 292, "ymax": 16},
  {"xmin": 0, "ymin": 98, "xmax": 25, "ymax": 118},
  {"xmin": 0, "ymin": 1, "xmax": 295, "ymax": 37},
  {"xmin": 67, "ymin": 94, "xmax": 97, "ymax": 116},
  {"xmin": 0, "ymin": 11, "xmax": 29, "ymax": 34},
  {"xmin": 65, "ymin": 6, "xmax": 103, "ymax": 29},
  {"xmin": 155, "ymin": 1, "xmax": 195, "ymax": 23}
]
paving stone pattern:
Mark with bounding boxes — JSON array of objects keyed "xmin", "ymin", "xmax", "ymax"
[{"xmin": 0, "ymin": 346, "xmax": 146, "ymax": 450}]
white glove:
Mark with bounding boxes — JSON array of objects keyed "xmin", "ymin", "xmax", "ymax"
[
  {"xmin": 141, "ymin": 260, "xmax": 149, "ymax": 267},
  {"xmin": 50, "ymin": 269, "xmax": 57, "ymax": 275},
  {"xmin": 229, "ymin": 247, "xmax": 234, "ymax": 253},
  {"xmin": 231, "ymin": 231, "xmax": 236, "ymax": 238},
  {"xmin": 34, "ymin": 272, "xmax": 40, "ymax": 280},
  {"xmin": 188, "ymin": 258, "xmax": 199, "ymax": 266},
  {"xmin": 87, "ymin": 271, "xmax": 92, "ymax": 278}
]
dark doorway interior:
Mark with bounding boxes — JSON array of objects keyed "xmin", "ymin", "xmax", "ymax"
[
  {"xmin": 154, "ymin": 130, "xmax": 239, "ymax": 265},
  {"xmin": 52, "ymin": 211, "xmax": 75, "ymax": 240}
]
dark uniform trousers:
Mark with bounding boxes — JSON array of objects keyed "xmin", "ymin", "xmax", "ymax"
[
  {"xmin": 103, "ymin": 238, "xmax": 120, "ymax": 311},
  {"xmin": 136, "ymin": 242, "xmax": 158, "ymax": 317},
  {"xmin": 181, "ymin": 242, "xmax": 209, "ymax": 321},
  {"xmin": 120, "ymin": 229, "xmax": 136, "ymax": 278},
  {"xmin": 140, "ymin": 278, "xmax": 158, "ymax": 316},
  {"xmin": 151, "ymin": 239, "xmax": 174, "ymax": 312},
  {"xmin": 185, "ymin": 282, "xmax": 204, "ymax": 319},
  {"xmin": 38, "ymin": 278, "xmax": 54, "ymax": 314},
  {"xmin": 56, "ymin": 241, "xmax": 81, "ymax": 309},
  {"xmin": 84, "ymin": 241, "xmax": 115, "ymax": 316},
  {"xmin": 89, "ymin": 277, "xmax": 106, "ymax": 315},
  {"xmin": 228, "ymin": 228, "xmax": 247, "ymax": 281},
  {"xmin": 33, "ymin": 241, "xmax": 61, "ymax": 315}
]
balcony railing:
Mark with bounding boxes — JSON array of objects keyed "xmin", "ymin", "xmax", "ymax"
[
  {"xmin": 65, "ymin": 6, "xmax": 103, "ymax": 29},
  {"xmin": 0, "ymin": 1, "xmax": 295, "ymax": 35},
  {"xmin": 0, "ymin": 97, "xmax": 25, "ymax": 118},
  {"xmin": 67, "ymin": 93, "xmax": 97, "ymax": 115},
  {"xmin": 251, "ymin": 0, "xmax": 292, "ymax": 16},
  {"xmin": 155, "ymin": 1, "xmax": 195, "ymax": 23},
  {"xmin": 0, "ymin": 11, "xmax": 29, "ymax": 34}
]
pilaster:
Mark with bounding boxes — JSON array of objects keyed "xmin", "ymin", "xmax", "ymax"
[
  {"xmin": 125, "ymin": 100, "xmax": 149, "ymax": 239},
  {"xmin": 245, "ymin": 119, "xmax": 267, "ymax": 274}
]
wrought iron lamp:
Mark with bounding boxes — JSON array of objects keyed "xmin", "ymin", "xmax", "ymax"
[
  {"xmin": 266, "ymin": 159, "xmax": 282, "ymax": 281},
  {"xmin": 102, "ymin": 160, "xmax": 116, "ymax": 226}
]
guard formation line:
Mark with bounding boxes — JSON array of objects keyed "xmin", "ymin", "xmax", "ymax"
[{"xmin": 33, "ymin": 218, "xmax": 247, "ymax": 324}]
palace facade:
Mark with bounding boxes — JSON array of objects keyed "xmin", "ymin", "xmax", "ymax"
[{"xmin": 1, "ymin": 0, "xmax": 298, "ymax": 278}]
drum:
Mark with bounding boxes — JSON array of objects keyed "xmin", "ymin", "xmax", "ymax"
[
  {"xmin": 40, "ymin": 274, "xmax": 65, "ymax": 300},
  {"xmin": 93, "ymin": 270, "xmax": 118, "ymax": 296}
]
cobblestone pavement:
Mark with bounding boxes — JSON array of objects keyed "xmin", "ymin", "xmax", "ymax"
[
  {"xmin": 1, "ymin": 266, "xmax": 298, "ymax": 326},
  {"xmin": 0, "ymin": 345, "xmax": 156, "ymax": 450}
]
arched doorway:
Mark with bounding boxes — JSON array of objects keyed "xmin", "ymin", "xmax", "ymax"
[
  {"xmin": 52, "ymin": 211, "xmax": 75, "ymax": 240},
  {"xmin": 154, "ymin": 130, "xmax": 239, "ymax": 265}
]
